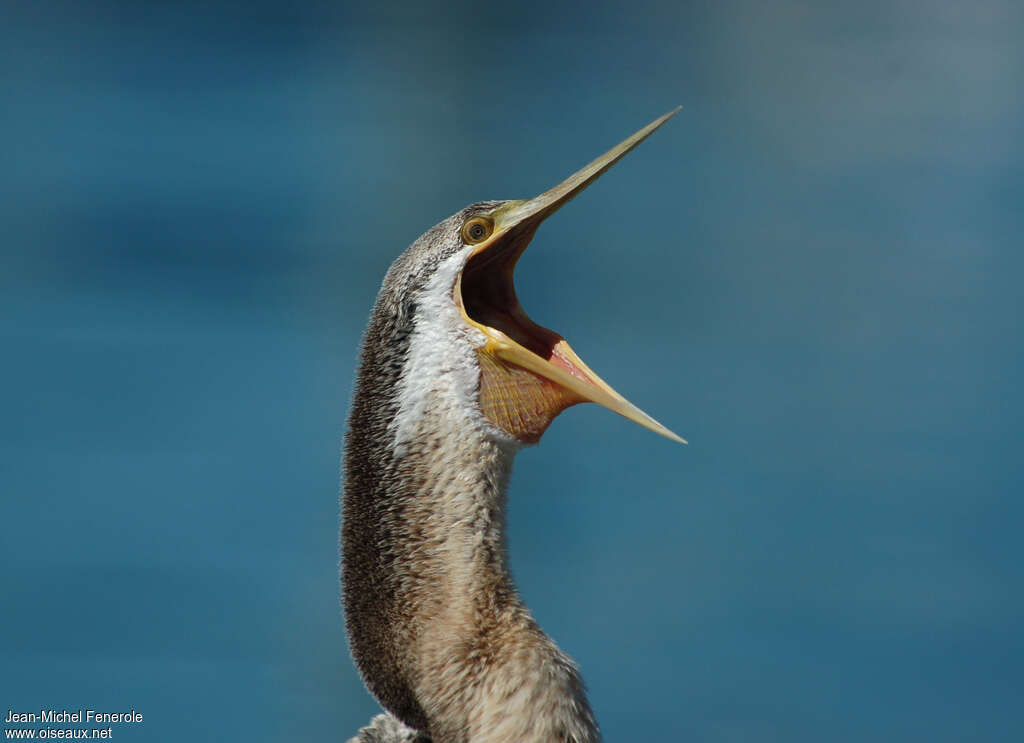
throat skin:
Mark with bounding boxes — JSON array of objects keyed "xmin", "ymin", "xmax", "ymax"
[{"xmin": 343, "ymin": 377, "xmax": 600, "ymax": 743}]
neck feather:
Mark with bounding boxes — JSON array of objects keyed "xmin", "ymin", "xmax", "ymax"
[{"xmin": 343, "ymin": 294, "xmax": 599, "ymax": 742}]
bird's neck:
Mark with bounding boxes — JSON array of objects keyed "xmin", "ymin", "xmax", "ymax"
[{"xmin": 344, "ymin": 390, "xmax": 600, "ymax": 743}]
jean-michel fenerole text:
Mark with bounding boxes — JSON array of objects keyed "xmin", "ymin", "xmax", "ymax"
[{"xmin": 5, "ymin": 710, "xmax": 143, "ymax": 724}]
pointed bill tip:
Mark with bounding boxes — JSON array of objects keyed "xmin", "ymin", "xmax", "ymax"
[
  {"xmin": 615, "ymin": 398, "xmax": 688, "ymax": 445},
  {"xmin": 498, "ymin": 107, "xmax": 683, "ymax": 229},
  {"xmin": 642, "ymin": 106, "xmax": 683, "ymax": 134},
  {"xmin": 661, "ymin": 104, "xmax": 684, "ymax": 120},
  {"xmin": 662, "ymin": 428, "xmax": 689, "ymax": 446}
]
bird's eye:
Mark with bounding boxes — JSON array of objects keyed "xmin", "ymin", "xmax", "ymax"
[{"xmin": 462, "ymin": 217, "xmax": 493, "ymax": 245}]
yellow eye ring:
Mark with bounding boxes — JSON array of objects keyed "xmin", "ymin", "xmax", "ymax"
[{"xmin": 462, "ymin": 217, "xmax": 493, "ymax": 245}]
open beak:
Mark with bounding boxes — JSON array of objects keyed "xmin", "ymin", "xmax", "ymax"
[{"xmin": 456, "ymin": 109, "xmax": 686, "ymax": 445}]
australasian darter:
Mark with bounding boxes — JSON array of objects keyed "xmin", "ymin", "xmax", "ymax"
[{"xmin": 342, "ymin": 110, "xmax": 684, "ymax": 743}]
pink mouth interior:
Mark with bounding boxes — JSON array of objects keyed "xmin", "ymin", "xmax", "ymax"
[{"xmin": 459, "ymin": 230, "xmax": 597, "ymax": 385}]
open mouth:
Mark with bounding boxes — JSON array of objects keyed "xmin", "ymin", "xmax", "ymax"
[
  {"xmin": 450, "ymin": 108, "xmax": 685, "ymax": 445},
  {"xmin": 459, "ymin": 224, "xmax": 599, "ymax": 389}
]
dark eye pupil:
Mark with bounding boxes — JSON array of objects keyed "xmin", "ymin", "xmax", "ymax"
[{"xmin": 470, "ymin": 224, "xmax": 485, "ymax": 239}]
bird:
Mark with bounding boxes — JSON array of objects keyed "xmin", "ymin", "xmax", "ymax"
[{"xmin": 342, "ymin": 109, "xmax": 684, "ymax": 743}]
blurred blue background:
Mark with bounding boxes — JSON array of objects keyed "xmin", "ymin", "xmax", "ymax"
[{"xmin": 2, "ymin": 1, "xmax": 1022, "ymax": 740}]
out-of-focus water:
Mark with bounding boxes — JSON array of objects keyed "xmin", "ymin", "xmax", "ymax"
[{"xmin": 2, "ymin": 1, "xmax": 1021, "ymax": 740}]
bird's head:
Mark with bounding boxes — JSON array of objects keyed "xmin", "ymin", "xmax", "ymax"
[{"xmin": 370, "ymin": 110, "xmax": 685, "ymax": 450}]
